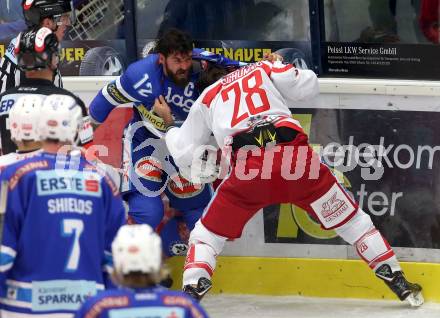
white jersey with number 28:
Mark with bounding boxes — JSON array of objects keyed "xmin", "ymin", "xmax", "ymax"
[{"xmin": 166, "ymin": 60, "xmax": 319, "ymax": 168}]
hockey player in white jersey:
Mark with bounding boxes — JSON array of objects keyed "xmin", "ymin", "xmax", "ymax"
[
  {"xmin": 0, "ymin": 95, "xmax": 43, "ymax": 171},
  {"xmin": 155, "ymin": 61, "xmax": 424, "ymax": 306}
]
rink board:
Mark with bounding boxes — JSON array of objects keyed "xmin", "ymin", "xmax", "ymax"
[
  {"xmin": 65, "ymin": 77, "xmax": 440, "ymax": 302},
  {"xmin": 166, "ymin": 257, "xmax": 440, "ymax": 302}
]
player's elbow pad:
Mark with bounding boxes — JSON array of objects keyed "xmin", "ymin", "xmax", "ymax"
[
  {"xmin": 298, "ymin": 70, "xmax": 319, "ymax": 100},
  {"xmin": 88, "ymin": 92, "xmax": 116, "ymax": 124}
]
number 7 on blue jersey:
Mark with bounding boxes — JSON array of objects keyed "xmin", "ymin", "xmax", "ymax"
[{"xmin": 61, "ymin": 219, "xmax": 84, "ymax": 272}]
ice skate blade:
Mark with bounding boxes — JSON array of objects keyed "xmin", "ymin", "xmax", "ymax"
[
  {"xmin": 183, "ymin": 278, "xmax": 212, "ymax": 302},
  {"xmin": 406, "ymin": 291, "xmax": 424, "ymax": 307}
]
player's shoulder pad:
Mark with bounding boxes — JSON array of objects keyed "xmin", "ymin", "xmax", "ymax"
[
  {"xmin": 82, "ymin": 159, "xmax": 120, "ymax": 196},
  {"xmin": 80, "ymin": 289, "xmax": 131, "ymax": 318},
  {"xmin": 5, "ymin": 156, "xmax": 50, "ymax": 190},
  {"xmin": 161, "ymin": 291, "xmax": 205, "ymax": 318},
  {"xmin": 0, "ymin": 86, "xmax": 20, "ymax": 100},
  {"xmin": 116, "ymin": 54, "xmax": 161, "ymax": 102},
  {"xmin": 258, "ymin": 60, "xmax": 297, "ymax": 76},
  {"xmin": 201, "ymin": 81, "xmax": 222, "ymax": 108},
  {"xmin": 160, "ymin": 290, "xmax": 199, "ymax": 306},
  {"xmin": 270, "ymin": 60, "xmax": 295, "ymax": 74},
  {"xmin": 0, "ymin": 155, "xmax": 12, "ymax": 174},
  {"xmin": 125, "ymin": 54, "xmax": 161, "ymax": 81}
]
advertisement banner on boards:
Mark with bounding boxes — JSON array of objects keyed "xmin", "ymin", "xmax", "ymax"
[
  {"xmin": 322, "ymin": 42, "xmax": 440, "ymax": 80},
  {"xmin": 138, "ymin": 39, "xmax": 313, "ymax": 69},
  {"xmin": 57, "ymin": 40, "xmax": 126, "ymax": 76},
  {"xmin": 1, "ymin": 38, "xmax": 311, "ymax": 75},
  {"xmin": 264, "ymin": 109, "xmax": 440, "ymax": 249}
]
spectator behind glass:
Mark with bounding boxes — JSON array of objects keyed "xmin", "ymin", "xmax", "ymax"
[
  {"xmin": 0, "ymin": 0, "xmax": 88, "ymax": 42},
  {"xmin": 326, "ymin": 0, "xmax": 425, "ymax": 44},
  {"xmin": 358, "ymin": 0, "xmax": 400, "ymax": 42},
  {"xmin": 0, "ymin": 0, "xmax": 26, "ymax": 41},
  {"xmin": 156, "ymin": 0, "xmax": 289, "ymax": 40},
  {"xmin": 419, "ymin": 0, "xmax": 440, "ymax": 43}
]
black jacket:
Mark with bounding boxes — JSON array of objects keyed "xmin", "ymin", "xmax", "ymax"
[{"xmin": 0, "ymin": 54, "xmax": 63, "ymax": 94}]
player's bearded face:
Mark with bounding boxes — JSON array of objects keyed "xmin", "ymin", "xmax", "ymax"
[{"xmin": 163, "ymin": 51, "xmax": 192, "ymax": 87}]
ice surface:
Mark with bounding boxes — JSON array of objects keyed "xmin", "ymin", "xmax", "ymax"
[{"xmin": 202, "ymin": 294, "xmax": 440, "ymax": 318}]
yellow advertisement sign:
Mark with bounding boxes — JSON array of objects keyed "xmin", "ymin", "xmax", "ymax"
[{"xmin": 202, "ymin": 48, "xmax": 272, "ymax": 62}]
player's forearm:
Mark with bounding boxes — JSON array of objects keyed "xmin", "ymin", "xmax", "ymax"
[
  {"xmin": 165, "ymin": 127, "xmax": 195, "ymax": 168},
  {"xmin": 273, "ymin": 66, "xmax": 319, "ymax": 102},
  {"xmin": 294, "ymin": 69, "xmax": 319, "ymax": 100},
  {"xmin": 162, "ymin": 112, "xmax": 174, "ymax": 127},
  {"xmin": 88, "ymin": 89, "xmax": 117, "ymax": 124}
]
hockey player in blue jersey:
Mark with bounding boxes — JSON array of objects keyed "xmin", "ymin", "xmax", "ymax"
[
  {"xmin": 0, "ymin": 94, "xmax": 126, "ymax": 317},
  {"xmin": 89, "ymin": 28, "xmax": 244, "ymax": 257},
  {"xmin": 0, "ymin": 95, "xmax": 43, "ymax": 170},
  {"xmin": 75, "ymin": 224, "xmax": 209, "ymax": 318}
]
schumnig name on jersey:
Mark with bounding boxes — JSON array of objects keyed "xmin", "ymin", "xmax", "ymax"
[{"xmin": 48, "ymin": 198, "xmax": 93, "ymax": 214}]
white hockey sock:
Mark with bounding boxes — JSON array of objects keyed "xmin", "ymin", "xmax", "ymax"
[
  {"xmin": 335, "ymin": 209, "xmax": 401, "ymax": 273},
  {"xmin": 182, "ymin": 220, "xmax": 227, "ymax": 286},
  {"xmin": 354, "ymin": 227, "xmax": 400, "ymax": 272},
  {"xmin": 183, "ymin": 242, "xmax": 217, "ymax": 286}
]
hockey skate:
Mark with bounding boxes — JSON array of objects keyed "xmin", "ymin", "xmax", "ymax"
[
  {"xmin": 160, "ymin": 274, "xmax": 173, "ymax": 288},
  {"xmin": 183, "ymin": 277, "xmax": 212, "ymax": 301},
  {"xmin": 375, "ymin": 264, "xmax": 424, "ymax": 307}
]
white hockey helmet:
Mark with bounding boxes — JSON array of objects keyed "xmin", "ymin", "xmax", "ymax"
[
  {"xmin": 9, "ymin": 95, "xmax": 43, "ymax": 142},
  {"xmin": 38, "ymin": 94, "xmax": 82, "ymax": 143},
  {"xmin": 112, "ymin": 224, "xmax": 162, "ymax": 275}
]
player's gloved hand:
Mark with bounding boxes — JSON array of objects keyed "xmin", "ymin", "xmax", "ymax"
[
  {"xmin": 153, "ymin": 95, "xmax": 174, "ymax": 127},
  {"xmin": 262, "ymin": 52, "xmax": 283, "ymax": 63},
  {"xmin": 178, "ymin": 148, "xmax": 220, "ymax": 184}
]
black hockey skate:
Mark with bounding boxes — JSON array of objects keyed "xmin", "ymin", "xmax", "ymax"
[
  {"xmin": 183, "ymin": 277, "xmax": 212, "ymax": 301},
  {"xmin": 375, "ymin": 264, "xmax": 424, "ymax": 307}
]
